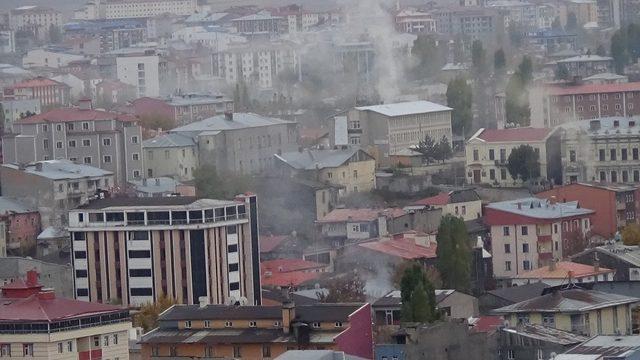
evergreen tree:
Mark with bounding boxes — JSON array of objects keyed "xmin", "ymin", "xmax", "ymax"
[
  {"xmin": 566, "ymin": 12, "xmax": 578, "ymax": 31},
  {"xmin": 412, "ymin": 35, "xmax": 444, "ymax": 78},
  {"xmin": 551, "ymin": 17, "xmax": 562, "ymax": 30},
  {"xmin": 555, "ymin": 63, "xmax": 570, "ymax": 80},
  {"xmin": 626, "ymin": 23, "xmax": 640, "ymax": 63},
  {"xmin": 415, "ymin": 134, "xmax": 437, "ymax": 164},
  {"xmin": 611, "ymin": 29, "xmax": 628, "ymax": 74},
  {"xmin": 400, "ymin": 263, "xmax": 438, "ymax": 323},
  {"xmin": 494, "ymin": 48, "xmax": 506, "ymax": 73},
  {"xmin": 434, "ymin": 136, "xmax": 453, "ymax": 163},
  {"xmin": 446, "ymin": 76, "xmax": 472, "ymax": 136},
  {"xmin": 596, "ymin": 44, "xmax": 607, "ymax": 56},
  {"xmin": 436, "ymin": 215, "xmax": 471, "ymax": 292},
  {"xmin": 471, "ymin": 40, "xmax": 486, "ymax": 72},
  {"xmin": 517, "ymin": 56, "xmax": 533, "ymax": 86},
  {"xmin": 504, "ymin": 57, "xmax": 533, "ymax": 126},
  {"xmin": 507, "ymin": 144, "xmax": 541, "ymax": 182}
]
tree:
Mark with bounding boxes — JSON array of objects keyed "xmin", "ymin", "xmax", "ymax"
[
  {"xmin": 133, "ymin": 294, "xmax": 175, "ymax": 332},
  {"xmin": 555, "ymin": 63, "xmax": 570, "ymax": 80},
  {"xmin": 193, "ymin": 164, "xmax": 252, "ymax": 200},
  {"xmin": 415, "ymin": 134, "xmax": 437, "ymax": 164},
  {"xmin": 563, "ymin": 229, "xmax": 590, "ymax": 257},
  {"xmin": 412, "ymin": 35, "xmax": 444, "ymax": 78},
  {"xmin": 494, "ymin": 48, "xmax": 506, "ymax": 73},
  {"xmin": 517, "ymin": 56, "xmax": 533, "ymax": 86},
  {"xmin": 566, "ymin": 12, "xmax": 578, "ymax": 31},
  {"xmin": 446, "ymin": 76, "xmax": 472, "ymax": 136},
  {"xmin": 317, "ymin": 273, "xmax": 366, "ymax": 302},
  {"xmin": 509, "ymin": 23, "xmax": 524, "ymax": 48},
  {"xmin": 507, "ymin": 145, "xmax": 540, "ymax": 182},
  {"xmin": 138, "ymin": 114, "xmax": 175, "ymax": 132},
  {"xmin": 471, "ymin": 40, "xmax": 486, "ymax": 72},
  {"xmin": 626, "ymin": 23, "xmax": 640, "ymax": 63},
  {"xmin": 436, "ymin": 215, "xmax": 470, "ymax": 292},
  {"xmin": 622, "ymin": 223, "xmax": 640, "ymax": 245},
  {"xmin": 504, "ymin": 57, "xmax": 533, "ymax": 126},
  {"xmin": 400, "ymin": 263, "xmax": 439, "ymax": 323},
  {"xmin": 611, "ymin": 29, "xmax": 628, "ymax": 74},
  {"xmin": 434, "ymin": 136, "xmax": 453, "ymax": 163}
]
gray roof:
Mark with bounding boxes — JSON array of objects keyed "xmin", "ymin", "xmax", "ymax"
[
  {"xmin": 170, "ymin": 113, "xmax": 293, "ymax": 133},
  {"xmin": 486, "ymin": 282, "xmax": 550, "ymax": 304},
  {"xmin": 559, "ymin": 117, "xmax": 640, "ymax": 137},
  {"xmin": 493, "ymin": 289, "xmax": 639, "ymax": 314},
  {"xmin": 501, "ymin": 324, "xmax": 589, "ymax": 345},
  {"xmin": 563, "ymin": 335, "xmax": 640, "ymax": 357},
  {"xmin": 583, "ymin": 72, "xmax": 627, "ymax": 81},
  {"xmin": 355, "ymin": 100, "xmax": 451, "ymax": 117},
  {"xmin": 485, "ymin": 197, "xmax": 594, "ymax": 219},
  {"xmin": 572, "ymin": 244, "xmax": 640, "ymax": 267},
  {"xmin": 129, "ymin": 177, "xmax": 181, "ymax": 194},
  {"xmin": 2, "ymin": 160, "xmax": 113, "ymax": 180},
  {"xmin": 37, "ymin": 226, "xmax": 68, "ymax": 240},
  {"xmin": 372, "ymin": 289, "xmax": 458, "ymax": 308},
  {"xmin": 76, "ymin": 197, "xmax": 238, "ymax": 210},
  {"xmin": 557, "ymin": 55, "xmax": 613, "ymax": 63},
  {"xmin": 275, "ymin": 148, "xmax": 371, "ymax": 170},
  {"xmin": 0, "ymin": 256, "xmax": 70, "ymax": 279},
  {"xmin": 166, "ymin": 94, "xmax": 231, "ymax": 106},
  {"xmin": 276, "ymin": 350, "xmax": 368, "ymax": 360},
  {"xmin": 143, "ymin": 133, "xmax": 196, "ymax": 148},
  {"xmin": 0, "ymin": 197, "xmax": 35, "ymax": 214}
]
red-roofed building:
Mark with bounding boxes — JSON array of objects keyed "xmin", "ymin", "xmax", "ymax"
[
  {"xmin": 259, "ymin": 234, "xmax": 302, "ymax": 260},
  {"xmin": 0, "ymin": 270, "xmax": 131, "ymax": 358},
  {"xmin": 316, "ymin": 207, "xmax": 408, "ymax": 242},
  {"xmin": 260, "ymin": 259, "xmax": 328, "ymax": 289},
  {"xmin": 465, "ymin": 127, "xmax": 561, "ymax": 187},
  {"xmin": 2, "ymin": 99, "xmax": 143, "ymax": 184},
  {"xmin": 512, "ymin": 260, "xmax": 615, "ymax": 286},
  {"xmin": 3, "ymin": 76, "xmax": 70, "ymax": 108},
  {"xmin": 409, "ymin": 188, "xmax": 482, "ymax": 221}
]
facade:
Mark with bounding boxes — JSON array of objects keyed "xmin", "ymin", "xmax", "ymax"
[
  {"xmin": 115, "ymin": 51, "xmax": 164, "ymax": 97},
  {"xmin": 434, "ymin": 6, "xmax": 506, "ymax": 41},
  {"xmin": 63, "ymin": 18, "xmax": 148, "ymax": 54},
  {"xmin": 565, "ymin": 0, "xmax": 599, "ymax": 25},
  {"xmin": 485, "ymin": 197, "xmax": 594, "ymax": 280},
  {"xmin": 493, "ymin": 288, "xmax": 638, "ymax": 336},
  {"xmin": 139, "ymin": 302, "xmax": 373, "ymax": 359},
  {"xmin": 395, "ymin": 9, "xmax": 438, "ymax": 33},
  {"xmin": 68, "ymin": 195, "xmax": 261, "ymax": 307},
  {"xmin": 538, "ymin": 182, "xmax": 640, "ymax": 237},
  {"xmin": 571, "ymin": 243, "xmax": 640, "ymax": 281},
  {"xmin": 275, "ymin": 148, "xmax": 376, "ymax": 196},
  {"xmin": 316, "ymin": 208, "xmax": 406, "ymax": 242},
  {"xmin": 0, "ymin": 197, "xmax": 41, "ymax": 255},
  {"xmin": 130, "ymin": 94, "xmax": 234, "ymax": 126},
  {"xmin": 8, "ymin": 6, "xmax": 62, "ymax": 41},
  {"xmin": 465, "ymin": 128, "xmax": 560, "ymax": 187},
  {"xmin": 3, "ymin": 77, "xmax": 70, "ymax": 108},
  {"xmin": 556, "ymin": 55, "xmax": 614, "ymax": 78},
  {"xmin": 407, "ymin": 188, "xmax": 482, "ymax": 222},
  {"xmin": 2, "ymin": 102, "xmax": 143, "ymax": 185},
  {"xmin": 0, "ymin": 257, "xmax": 72, "ymax": 297},
  {"xmin": 511, "ymin": 260, "xmax": 615, "ymax": 286},
  {"xmin": 21, "ymin": 48, "xmax": 86, "ymax": 69},
  {"xmin": 0, "ymin": 270, "xmax": 131, "ymax": 360},
  {"xmin": 77, "ymin": 0, "xmax": 198, "ymax": 19},
  {"xmin": 337, "ymin": 101, "xmax": 453, "ymax": 166},
  {"xmin": 0, "ymin": 99, "xmax": 40, "ymax": 132},
  {"xmin": 231, "ymin": 12, "xmax": 285, "ymax": 36},
  {"xmin": 0, "ymin": 160, "xmax": 114, "ymax": 228},
  {"xmin": 143, "ymin": 112, "xmax": 298, "ymax": 178},
  {"xmin": 541, "ymin": 82, "xmax": 640, "ymax": 127}
]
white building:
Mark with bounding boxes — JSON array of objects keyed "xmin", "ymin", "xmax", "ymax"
[
  {"xmin": 171, "ymin": 27, "xmax": 247, "ymax": 50},
  {"xmin": 115, "ymin": 52, "xmax": 162, "ymax": 97},
  {"xmin": 75, "ymin": 0, "xmax": 198, "ymax": 20},
  {"xmin": 9, "ymin": 6, "xmax": 62, "ymax": 41},
  {"xmin": 0, "ymin": 99, "xmax": 40, "ymax": 131},
  {"xmin": 22, "ymin": 48, "xmax": 87, "ymax": 69},
  {"xmin": 0, "ymin": 31, "xmax": 15, "ymax": 54}
]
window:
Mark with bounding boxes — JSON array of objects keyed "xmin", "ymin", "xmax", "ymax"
[
  {"xmin": 82, "ymin": 122, "xmax": 89, "ymax": 130},
  {"xmin": 93, "ymin": 336, "xmax": 99, "ymax": 347},
  {"xmin": 43, "ymin": 139, "xmax": 49, "ymax": 149},
  {"xmin": 129, "ymin": 269, "xmax": 151, "ymax": 277},
  {"xmin": 74, "ymin": 250, "xmax": 87, "ymax": 259},
  {"xmin": 489, "ymin": 169, "xmax": 495, "ymax": 180},
  {"xmin": 473, "ymin": 149, "xmax": 479, "ymax": 161},
  {"xmin": 56, "ymin": 124, "xmax": 62, "ymax": 131},
  {"xmin": 507, "ymin": 349, "xmax": 515, "ymax": 360},
  {"xmin": 353, "ymin": 170, "xmax": 358, "ymax": 179},
  {"xmin": 504, "ymin": 244, "xmax": 511, "ymax": 254},
  {"xmin": 229, "ymin": 263, "xmax": 239, "ymax": 272},
  {"xmin": 131, "ymin": 136, "xmax": 139, "ymax": 144},
  {"xmin": 312, "ymin": 322, "xmax": 321, "ymax": 328},
  {"xmin": 335, "ymin": 321, "xmax": 343, "ymax": 327},
  {"xmin": 58, "ymin": 342, "xmax": 63, "ymax": 353},
  {"xmin": 103, "ymin": 336, "xmax": 109, "ymax": 346},
  {"xmin": 130, "ymin": 288, "xmax": 152, "ymax": 296},
  {"xmin": 112, "ymin": 335, "xmax": 117, "ymax": 345},
  {"xmin": 522, "ymin": 243, "xmax": 529, "ymax": 253},
  {"xmin": 1, "ymin": 344, "xmax": 12, "ymax": 356},
  {"xmin": 634, "ymin": 148, "xmax": 639, "ymax": 160},
  {"xmin": 505, "ymin": 261, "xmax": 511, "ymax": 271},
  {"xmin": 521, "ymin": 226, "xmax": 528, "ymax": 236},
  {"xmin": 230, "ymin": 282, "xmax": 240, "ymax": 291},
  {"xmin": 75, "ymin": 269, "xmax": 88, "ymax": 278},
  {"xmin": 501, "ymin": 168, "xmax": 507, "ymax": 180},
  {"xmin": 164, "ymin": 150, "xmax": 170, "ymax": 159},
  {"xmin": 599, "ymin": 149, "xmax": 605, "ymax": 161},
  {"xmin": 542, "ymin": 313, "xmax": 555, "ymax": 327},
  {"xmin": 23, "ymin": 343, "xmax": 33, "ymax": 356},
  {"xmin": 103, "ymin": 138, "xmax": 111, "ymax": 146},
  {"xmin": 152, "ymin": 346, "xmax": 159, "ymax": 356},
  {"xmin": 133, "ymin": 170, "xmax": 140, "ymax": 178},
  {"xmin": 228, "ymin": 244, "xmax": 238, "ymax": 253},
  {"xmin": 600, "ymin": 171, "xmax": 606, "ymax": 181},
  {"xmin": 611, "ymin": 149, "xmax": 617, "ymax": 161},
  {"xmin": 103, "ymin": 155, "xmax": 112, "ymax": 163},
  {"xmin": 233, "ymin": 346, "xmax": 241, "ymax": 358},
  {"xmin": 225, "ymin": 321, "xmax": 233, "ymax": 327},
  {"xmin": 503, "ymin": 226, "xmax": 510, "ymax": 236},
  {"xmin": 82, "ymin": 139, "xmax": 91, "ymax": 147},
  {"xmin": 523, "ymin": 260, "xmax": 531, "ymax": 270},
  {"xmin": 84, "ymin": 157, "xmax": 92, "ymax": 164},
  {"xmin": 42, "ymin": 124, "xmax": 48, "ymax": 132},
  {"xmin": 69, "ymin": 140, "xmax": 76, "ymax": 147},
  {"xmin": 132, "ymin": 153, "xmax": 140, "ymax": 161},
  {"xmin": 185, "ymin": 320, "xmax": 192, "ymax": 329},
  {"xmin": 204, "ymin": 320, "xmax": 211, "ymax": 328},
  {"xmin": 569, "ymin": 150, "xmax": 576, "ymax": 162},
  {"xmin": 262, "ymin": 345, "xmax": 271, "ymax": 358},
  {"xmin": 67, "ymin": 123, "xmax": 74, "ymax": 131},
  {"xmin": 249, "ymin": 321, "xmax": 256, "ymax": 327},
  {"xmin": 76, "ymin": 288, "xmax": 89, "ymax": 297},
  {"xmin": 205, "ymin": 346, "xmax": 214, "ymax": 357},
  {"xmin": 129, "ymin": 250, "xmax": 150, "ymax": 258},
  {"xmin": 56, "ymin": 141, "xmax": 63, "ymax": 149},
  {"xmin": 170, "ymin": 346, "xmax": 177, "ymax": 357},
  {"xmin": 489, "ymin": 149, "xmax": 495, "ymax": 160},
  {"xmin": 622, "ymin": 148, "xmax": 628, "ymax": 160}
]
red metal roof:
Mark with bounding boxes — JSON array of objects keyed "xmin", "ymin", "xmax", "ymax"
[
  {"xmin": 7, "ymin": 77, "xmax": 67, "ymax": 89},
  {"xmin": 318, "ymin": 208, "xmax": 406, "ymax": 223},
  {"xmin": 470, "ymin": 316, "xmax": 504, "ymax": 333},
  {"xmin": 358, "ymin": 237, "xmax": 437, "ymax": 260},
  {"xmin": 516, "ymin": 261, "xmax": 614, "ymax": 279},
  {"xmin": 261, "ymin": 271, "xmax": 321, "ymax": 288},
  {"xmin": 546, "ymin": 82, "xmax": 640, "ymax": 96},
  {"xmin": 17, "ymin": 108, "xmax": 137, "ymax": 124},
  {"xmin": 475, "ymin": 128, "xmax": 552, "ymax": 142},
  {"xmin": 412, "ymin": 192, "xmax": 450, "ymax": 206},
  {"xmin": 259, "ymin": 235, "xmax": 288, "ymax": 253},
  {"xmin": 261, "ymin": 259, "xmax": 325, "ymax": 273}
]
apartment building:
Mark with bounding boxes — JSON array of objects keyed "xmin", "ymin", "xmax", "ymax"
[
  {"xmin": 557, "ymin": 117, "xmax": 640, "ymax": 184},
  {"xmin": 538, "ymin": 182, "xmax": 640, "ymax": 238},
  {"xmin": 465, "ymin": 128, "xmax": 560, "ymax": 187},
  {"xmin": 0, "ymin": 160, "xmax": 114, "ymax": 227},
  {"xmin": 130, "ymin": 93, "xmax": 234, "ymax": 126},
  {"xmin": 139, "ymin": 302, "xmax": 373, "ymax": 359},
  {"xmin": 0, "ymin": 197, "xmax": 41, "ymax": 255},
  {"xmin": 0, "ymin": 99, "xmax": 40, "ymax": 131},
  {"xmin": 0, "ymin": 30, "xmax": 15, "ymax": 54},
  {"xmin": 541, "ymin": 82, "xmax": 640, "ymax": 127},
  {"xmin": 272, "ymin": 5, "xmax": 321, "ymax": 33},
  {"xmin": 486, "ymin": 1, "xmax": 556, "ymax": 29},
  {"xmin": 3, "ymin": 77, "xmax": 70, "ymax": 108},
  {"xmin": 395, "ymin": 9, "xmax": 438, "ymax": 33},
  {"xmin": 597, "ymin": 0, "xmax": 622, "ymax": 28},
  {"xmin": 63, "ymin": 19, "xmax": 148, "ymax": 54},
  {"xmin": 0, "ymin": 270, "xmax": 131, "ymax": 359},
  {"xmin": 275, "ymin": 148, "xmax": 376, "ymax": 196},
  {"xmin": 565, "ymin": 0, "xmax": 599, "ymax": 25},
  {"xmin": 143, "ymin": 112, "xmax": 298, "ymax": 178},
  {"xmin": 555, "ymin": 55, "xmax": 614, "ymax": 78},
  {"xmin": 8, "ymin": 6, "xmax": 62, "ymax": 41},
  {"xmin": 68, "ymin": 194, "xmax": 261, "ymax": 307},
  {"xmin": 76, "ymin": 0, "xmax": 198, "ymax": 19},
  {"xmin": 335, "ymin": 101, "xmax": 453, "ymax": 166},
  {"xmin": 231, "ymin": 11, "xmax": 285, "ymax": 36},
  {"xmin": 485, "ymin": 197, "xmax": 594, "ymax": 280},
  {"xmin": 22, "ymin": 47, "xmax": 87, "ymax": 69},
  {"xmin": 115, "ymin": 49, "xmax": 165, "ymax": 97},
  {"xmin": 2, "ymin": 100, "xmax": 143, "ymax": 184},
  {"xmin": 434, "ymin": 6, "xmax": 506, "ymax": 41}
]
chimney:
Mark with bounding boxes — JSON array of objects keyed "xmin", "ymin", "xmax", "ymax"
[
  {"xmin": 78, "ymin": 98, "xmax": 92, "ymax": 110},
  {"xmin": 26, "ymin": 269, "xmax": 38, "ymax": 286},
  {"xmin": 224, "ymin": 111, "xmax": 233, "ymax": 121},
  {"xmin": 282, "ymin": 301, "xmax": 296, "ymax": 334},
  {"xmin": 199, "ymin": 296, "xmax": 209, "ymax": 309},
  {"xmin": 35, "ymin": 162, "xmax": 43, "ymax": 172},
  {"xmin": 155, "ymin": 178, "xmax": 160, "ymax": 186}
]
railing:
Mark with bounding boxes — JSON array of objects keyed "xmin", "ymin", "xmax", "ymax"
[
  {"xmin": 81, "ymin": 213, "xmax": 248, "ymax": 228},
  {"xmin": 0, "ymin": 318, "xmax": 130, "ymax": 334}
]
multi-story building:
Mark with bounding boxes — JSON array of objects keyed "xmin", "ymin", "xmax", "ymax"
[
  {"xmin": 3, "ymin": 77, "xmax": 70, "ymax": 108},
  {"xmin": 231, "ymin": 11, "xmax": 285, "ymax": 36},
  {"xmin": 213, "ymin": 40, "xmax": 298, "ymax": 89},
  {"xmin": 434, "ymin": 6, "xmax": 506, "ymax": 41},
  {"xmin": 538, "ymin": 182, "xmax": 639, "ymax": 238},
  {"xmin": 0, "ymin": 160, "xmax": 114, "ymax": 227},
  {"xmin": 541, "ymin": 82, "xmax": 640, "ymax": 127},
  {"xmin": 8, "ymin": 6, "xmax": 62, "ymax": 41},
  {"xmin": 0, "ymin": 197, "xmax": 41, "ymax": 255},
  {"xmin": 272, "ymin": 5, "xmax": 321, "ymax": 33},
  {"xmin": 494, "ymin": 288, "xmax": 638, "ymax": 336},
  {"xmin": 22, "ymin": 47, "xmax": 87, "ymax": 69},
  {"xmin": 395, "ymin": 9, "xmax": 438, "ymax": 33},
  {"xmin": 143, "ymin": 112, "xmax": 298, "ymax": 179},
  {"xmin": 0, "ymin": 257, "xmax": 72, "ymax": 297},
  {"xmin": 76, "ymin": 0, "xmax": 198, "ymax": 19},
  {"xmin": 597, "ymin": 0, "xmax": 622, "ymax": 28},
  {"xmin": 68, "ymin": 194, "xmax": 261, "ymax": 307},
  {"xmin": 0, "ymin": 270, "xmax": 132, "ymax": 359},
  {"xmin": 139, "ymin": 302, "xmax": 373, "ymax": 359},
  {"xmin": 63, "ymin": 19, "xmax": 148, "ymax": 54},
  {"xmin": 555, "ymin": 55, "xmax": 614, "ymax": 78},
  {"xmin": 565, "ymin": 0, "xmax": 599, "ymax": 25},
  {"xmin": 465, "ymin": 127, "xmax": 561, "ymax": 187},
  {"xmin": 485, "ymin": 197, "xmax": 594, "ymax": 280},
  {"xmin": 130, "ymin": 93, "xmax": 234, "ymax": 126},
  {"xmin": 0, "ymin": 98, "xmax": 40, "ymax": 131},
  {"xmin": 275, "ymin": 148, "xmax": 376, "ymax": 196},
  {"xmin": 334, "ymin": 101, "xmax": 453, "ymax": 166},
  {"xmin": 486, "ymin": 1, "xmax": 556, "ymax": 29},
  {"xmin": 2, "ymin": 100, "xmax": 143, "ymax": 184},
  {"xmin": 557, "ymin": 117, "xmax": 640, "ymax": 184},
  {"xmin": 115, "ymin": 48, "xmax": 165, "ymax": 97},
  {"xmin": 407, "ymin": 188, "xmax": 482, "ymax": 221},
  {"xmin": 0, "ymin": 30, "xmax": 16, "ymax": 54}
]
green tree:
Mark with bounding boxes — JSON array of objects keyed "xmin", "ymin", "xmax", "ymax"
[
  {"xmin": 446, "ymin": 76, "xmax": 472, "ymax": 136},
  {"xmin": 415, "ymin": 134, "xmax": 437, "ymax": 164},
  {"xmin": 517, "ymin": 56, "xmax": 533, "ymax": 86},
  {"xmin": 193, "ymin": 164, "xmax": 252, "ymax": 199},
  {"xmin": 611, "ymin": 29, "xmax": 628, "ymax": 74},
  {"xmin": 555, "ymin": 63, "xmax": 570, "ymax": 80},
  {"xmin": 622, "ymin": 223, "xmax": 640, "ymax": 245},
  {"xmin": 494, "ymin": 48, "xmax": 506, "ymax": 73},
  {"xmin": 412, "ymin": 35, "xmax": 444, "ymax": 78},
  {"xmin": 400, "ymin": 263, "xmax": 438, "ymax": 323},
  {"xmin": 509, "ymin": 23, "xmax": 524, "ymax": 48},
  {"xmin": 434, "ymin": 136, "xmax": 453, "ymax": 163},
  {"xmin": 133, "ymin": 294, "xmax": 175, "ymax": 332},
  {"xmin": 566, "ymin": 12, "xmax": 578, "ymax": 31},
  {"xmin": 317, "ymin": 273, "xmax": 366, "ymax": 302},
  {"xmin": 436, "ymin": 215, "xmax": 471, "ymax": 292},
  {"xmin": 138, "ymin": 114, "xmax": 175, "ymax": 132},
  {"xmin": 471, "ymin": 40, "xmax": 486, "ymax": 72},
  {"xmin": 504, "ymin": 57, "xmax": 533, "ymax": 126},
  {"xmin": 507, "ymin": 145, "xmax": 540, "ymax": 182},
  {"xmin": 626, "ymin": 23, "xmax": 640, "ymax": 63}
]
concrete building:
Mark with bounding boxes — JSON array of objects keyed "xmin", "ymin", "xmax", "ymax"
[
  {"xmin": 0, "ymin": 257, "xmax": 72, "ymax": 297},
  {"xmin": 130, "ymin": 93, "xmax": 234, "ymax": 126},
  {"xmin": 0, "ymin": 270, "xmax": 131, "ymax": 359},
  {"xmin": 0, "ymin": 99, "xmax": 40, "ymax": 132},
  {"xmin": 0, "ymin": 30, "xmax": 16, "ymax": 54},
  {"xmin": 334, "ymin": 101, "xmax": 453, "ymax": 166},
  {"xmin": 231, "ymin": 11, "xmax": 285, "ymax": 36},
  {"xmin": 8, "ymin": 6, "xmax": 63, "ymax": 41},
  {"xmin": 511, "ymin": 260, "xmax": 615, "ymax": 286},
  {"xmin": 597, "ymin": 0, "xmax": 622, "ymax": 28},
  {"xmin": 68, "ymin": 194, "xmax": 261, "ymax": 307},
  {"xmin": 316, "ymin": 208, "xmax": 407, "ymax": 242},
  {"xmin": 556, "ymin": 55, "xmax": 614, "ymax": 78},
  {"xmin": 275, "ymin": 148, "xmax": 376, "ymax": 196},
  {"xmin": 0, "ymin": 160, "xmax": 114, "ymax": 228},
  {"xmin": 139, "ymin": 303, "xmax": 373, "ymax": 359},
  {"xmin": 571, "ymin": 243, "xmax": 640, "ymax": 281},
  {"xmin": 129, "ymin": 177, "xmax": 183, "ymax": 197},
  {"xmin": 485, "ymin": 197, "xmax": 594, "ymax": 280},
  {"xmin": 493, "ymin": 288, "xmax": 638, "ymax": 336},
  {"xmin": 434, "ymin": 6, "xmax": 506, "ymax": 42},
  {"xmin": 556, "ymin": 336, "xmax": 640, "ymax": 359},
  {"xmin": 22, "ymin": 47, "xmax": 87, "ymax": 69},
  {"xmin": 2, "ymin": 101, "xmax": 143, "ymax": 185},
  {"xmin": 3, "ymin": 77, "xmax": 70, "ymax": 108},
  {"xmin": 143, "ymin": 112, "xmax": 298, "ymax": 179},
  {"xmin": 465, "ymin": 128, "xmax": 561, "ymax": 187},
  {"xmin": 76, "ymin": 0, "xmax": 198, "ymax": 19},
  {"xmin": 0, "ymin": 197, "xmax": 41, "ymax": 255},
  {"xmin": 557, "ymin": 117, "xmax": 640, "ymax": 184},
  {"xmin": 395, "ymin": 9, "xmax": 438, "ymax": 33},
  {"xmin": 407, "ymin": 188, "xmax": 482, "ymax": 221},
  {"xmin": 63, "ymin": 18, "xmax": 148, "ymax": 54},
  {"xmin": 538, "ymin": 182, "xmax": 640, "ymax": 237},
  {"xmin": 115, "ymin": 49, "xmax": 164, "ymax": 97},
  {"xmin": 565, "ymin": 0, "xmax": 599, "ymax": 25}
]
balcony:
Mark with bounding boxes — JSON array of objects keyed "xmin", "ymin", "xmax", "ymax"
[
  {"xmin": 617, "ymin": 202, "xmax": 626, "ymax": 211},
  {"xmin": 79, "ymin": 349, "xmax": 102, "ymax": 360}
]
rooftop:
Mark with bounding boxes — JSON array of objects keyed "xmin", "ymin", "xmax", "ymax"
[
  {"xmin": 485, "ymin": 282, "xmax": 549, "ymax": 304},
  {"xmin": 7, "ymin": 77, "xmax": 68, "ymax": 90},
  {"xmin": 502, "ymin": 324, "xmax": 589, "ymax": 345},
  {"xmin": 561, "ymin": 335, "xmax": 640, "ymax": 357},
  {"xmin": 76, "ymin": 196, "xmax": 240, "ymax": 210},
  {"xmin": 546, "ymin": 81, "xmax": 640, "ymax": 96},
  {"xmin": 358, "ymin": 233, "xmax": 437, "ymax": 260},
  {"xmin": 411, "ymin": 189, "xmax": 480, "ymax": 207},
  {"xmin": 355, "ymin": 100, "xmax": 451, "ymax": 117},
  {"xmin": 557, "ymin": 55, "xmax": 612, "ymax": 63},
  {"xmin": 0, "ymin": 197, "xmax": 35, "ymax": 214},
  {"xmin": 493, "ymin": 288, "xmax": 639, "ymax": 314},
  {"xmin": 261, "ymin": 271, "xmax": 321, "ymax": 288},
  {"xmin": 170, "ymin": 113, "xmax": 293, "ymax": 133},
  {"xmin": 16, "ymin": 107, "xmax": 136, "ymax": 124},
  {"xmin": 485, "ymin": 197, "xmax": 594, "ymax": 220},
  {"xmin": 572, "ymin": 243, "xmax": 640, "ymax": 268},
  {"xmin": 2, "ymin": 160, "xmax": 113, "ymax": 180},
  {"xmin": 317, "ymin": 208, "xmax": 406, "ymax": 223},
  {"xmin": 372, "ymin": 289, "xmax": 457, "ymax": 308},
  {"xmin": 129, "ymin": 177, "xmax": 181, "ymax": 194},
  {"xmin": 276, "ymin": 148, "xmax": 372, "ymax": 170},
  {"xmin": 469, "ymin": 127, "xmax": 553, "ymax": 143},
  {"xmin": 259, "ymin": 235, "xmax": 289, "ymax": 253},
  {"xmin": 142, "ymin": 133, "xmax": 196, "ymax": 148},
  {"xmin": 582, "ymin": 72, "xmax": 627, "ymax": 81},
  {"xmin": 516, "ymin": 261, "xmax": 614, "ymax": 280},
  {"xmin": 261, "ymin": 259, "xmax": 325, "ymax": 273},
  {"xmin": 141, "ymin": 327, "xmax": 341, "ymax": 345},
  {"xmin": 275, "ymin": 350, "xmax": 367, "ymax": 360},
  {"xmin": 559, "ymin": 117, "xmax": 640, "ymax": 136}
]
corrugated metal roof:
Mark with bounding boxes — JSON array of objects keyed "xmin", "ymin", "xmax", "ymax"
[
  {"xmin": 170, "ymin": 113, "xmax": 292, "ymax": 133},
  {"xmin": 355, "ymin": 100, "xmax": 451, "ymax": 116},
  {"xmin": 493, "ymin": 289, "xmax": 639, "ymax": 313},
  {"xmin": 276, "ymin": 148, "xmax": 371, "ymax": 170},
  {"xmin": 142, "ymin": 133, "xmax": 196, "ymax": 148},
  {"xmin": 2, "ymin": 160, "xmax": 113, "ymax": 180}
]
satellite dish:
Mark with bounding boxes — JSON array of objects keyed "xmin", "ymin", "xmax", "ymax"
[
  {"xmin": 225, "ymin": 296, "xmax": 237, "ymax": 305},
  {"xmin": 239, "ymin": 296, "xmax": 248, "ymax": 306}
]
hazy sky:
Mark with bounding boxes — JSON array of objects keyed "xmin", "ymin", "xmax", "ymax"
[{"xmin": 0, "ymin": 0, "xmax": 84, "ymax": 12}]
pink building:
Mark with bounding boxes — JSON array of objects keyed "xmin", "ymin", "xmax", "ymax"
[
  {"xmin": 3, "ymin": 76, "xmax": 70, "ymax": 108},
  {"xmin": 0, "ymin": 197, "xmax": 41, "ymax": 254}
]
